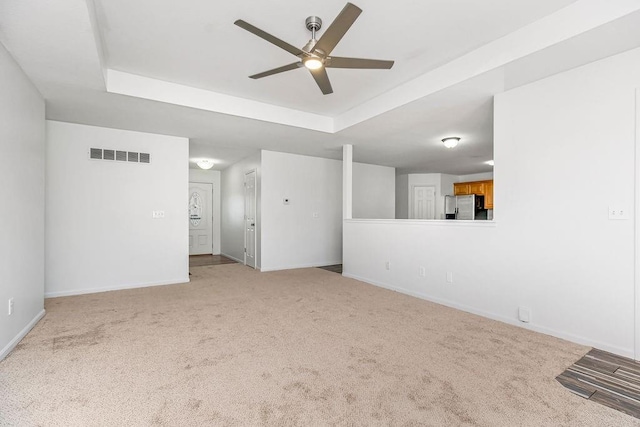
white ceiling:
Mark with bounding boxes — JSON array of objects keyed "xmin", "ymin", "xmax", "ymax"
[
  {"xmin": 96, "ymin": 0, "xmax": 576, "ymax": 115},
  {"xmin": 1, "ymin": 0, "xmax": 640, "ymax": 173}
]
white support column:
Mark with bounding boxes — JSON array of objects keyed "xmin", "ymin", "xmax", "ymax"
[{"xmin": 343, "ymin": 144, "xmax": 353, "ymax": 220}]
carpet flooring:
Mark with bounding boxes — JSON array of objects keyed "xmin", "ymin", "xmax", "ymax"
[{"xmin": 1, "ymin": 264, "xmax": 638, "ymax": 426}]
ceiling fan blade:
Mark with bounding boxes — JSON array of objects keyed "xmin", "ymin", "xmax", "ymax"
[
  {"xmin": 234, "ymin": 20, "xmax": 305, "ymax": 57},
  {"xmin": 309, "ymin": 67, "xmax": 333, "ymax": 95},
  {"xmin": 312, "ymin": 3, "xmax": 362, "ymax": 56},
  {"xmin": 327, "ymin": 56, "xmax": 394, "ymax": 69},
  {"xmin": 249, "ymin": 62, "xmax": 303, "ymax": 79}
]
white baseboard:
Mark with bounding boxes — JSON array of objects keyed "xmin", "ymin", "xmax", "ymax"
[
  {"xmin": 1, "ymin": 309, "xmax": 46, "ymax": 361},
  {"xmin": 260, "ymin": 261, "xmax": 343, "ymax": 273},
  {"xmin": 45, "ymin": 277, "xmax": 190, "ymax": 298},
  {"xmin": 342, "ymin": 272, "xmax": 633, "ymax": 359}
]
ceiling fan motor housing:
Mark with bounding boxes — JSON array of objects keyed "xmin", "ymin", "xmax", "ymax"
[{"xmin": 305, "ymin": 16, "xmax": 322, "ymax": 32}]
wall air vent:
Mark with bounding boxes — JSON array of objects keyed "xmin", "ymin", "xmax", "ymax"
[
  {"xmin": 90, "ymin": 148, "xmax": 102, "ymax": 160},
  {"xmin": 139, "ymin": 152, "xmax": 150, "ymax": 164},
  {"xmin": 89, "ymin": 148, "xmax": 151, "ymax": 165}
]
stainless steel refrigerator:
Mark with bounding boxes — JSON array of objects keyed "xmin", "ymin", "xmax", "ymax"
[{"xmin": 445, "ymin": 195, "xmax": 478, "ymax": 220}]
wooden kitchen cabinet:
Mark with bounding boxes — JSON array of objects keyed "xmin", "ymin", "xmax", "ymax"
[
  {"xmin": 453, "ymin": 180, "xmax": 494, "ymax": 209},
  {"xmin": 484, "ymin": 181, "xmax": 493, "ymax": 209},
  {"xmin": 469, "ymin": 182, "xmax": 485, "ymax": 194},
  {"xmin": 454, "ymin": 183, "xmax": 470, "ymax": 195}
]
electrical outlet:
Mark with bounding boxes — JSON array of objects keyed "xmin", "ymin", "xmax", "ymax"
[
  {"xmin": 385, "ymin": 261, "xmax": 391, "ymax": 270},
  {"xmin": 312, "ymin": 212, "xmax": 319, "ymax": 218},
  {"xmin": 419, "ymin": 267, "xmax": 426, "ymax": 277},
  {"xmin": 152, "ymin": 210, "xmax": 165, "ymax": 219},
  {"xmin": 518, "ymin": 307, "xmax": 531, "ymax": 323},
  {"xmin": 608, "ymin": 206, "xmax": 629, "ymax": 220},
  {"xmin": 446, "ymin": 272, "xmax": 453, "ymax": 283},
  {"xmin": 8, "ymin": 298, "xmax": 14, "ymax": 316}
]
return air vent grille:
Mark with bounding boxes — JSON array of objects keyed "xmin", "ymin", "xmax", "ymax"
[
  {"xmin": 89, "ymin": 148, "xmax": 151, "ymax": 165},
  {"xmin": 90, "ymin": 148, "xmax": 102, "ymax": 160}
]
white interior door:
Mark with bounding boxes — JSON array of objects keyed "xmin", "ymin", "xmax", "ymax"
[
  {"xmin": 244, "ymin": 170, "xmax": 256, "ymax": 268},
  {"xmin": 412, "ymin": 185, "xmax": 436, "ymax": 219},
  {"xmin": 188, "ymin": 182, "xmax": 213, "ymax": 255}
]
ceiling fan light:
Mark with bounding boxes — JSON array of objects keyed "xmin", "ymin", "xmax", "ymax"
[
  {"xmin": 442, "ymin": 137, "xmax": 460, "ymax": 149},
  {"xmin": 196, "ymin": 159, "xmax": 214, "ymax": 170},
  {"xmin": 303, "ymin": 57, "xmax": 323, "ymax": 70}
]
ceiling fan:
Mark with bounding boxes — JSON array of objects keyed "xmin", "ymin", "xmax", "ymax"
[{"xmin": 234, "ymin": 2, "xmax": 394, "ymax": 95}]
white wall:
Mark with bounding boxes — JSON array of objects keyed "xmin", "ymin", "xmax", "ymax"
[
  {"xmin": 440, "ymin": 174, "xmax": 458, "ymax": 196},
  {"xmin": 221, "ymin": 152, "xmax": 261, "ymax": 266},
  {"xmin": 0, "ymin": 43, "xmax": 45, "ymax": 359},
  {"xmin": 189, "ymin": 169, "xmax": 221, "ymax": 254},
  {"xmin": 458, "ymin": 172, "xmax": 494, "ymax": 183},
  {"xmin": 344, "ymin": 47, "xmax": 640, "ymax": 358},
  {"xmin": 261, "ymin": 150, "xmax": 342, "ymax": 271},
  {"xmin": 353, "ymin": 162, "xmax": 395, "ymax": 219},
  {"xmin": 395, "ymin": 174, "xmax": 409, "ymax": 219},
  {"xmin": 46, "ymin": 121, "xmax": 189, "ymax": 297}
]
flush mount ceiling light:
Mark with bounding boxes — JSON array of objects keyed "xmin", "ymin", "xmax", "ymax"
[
  {"xmin": 442, "ymin": 137, "xmax": 460, "ymax": 149},
  {"xmin": 196, "ymin": 159, "xmax": 215, "ymax": 170}
]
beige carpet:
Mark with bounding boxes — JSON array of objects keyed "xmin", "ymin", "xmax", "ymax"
[{"xmin": 1, "ymin": 265, "xmax": 638, "ymax": 426}]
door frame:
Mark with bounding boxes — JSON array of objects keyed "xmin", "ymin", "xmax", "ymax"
[
  {"xmin": 244, "ymin": 169, "xmax": 257, "ymax": 269},
  {"xmin": 188, "ymin": 181, "xmax": 214, "ymax": 255}
]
